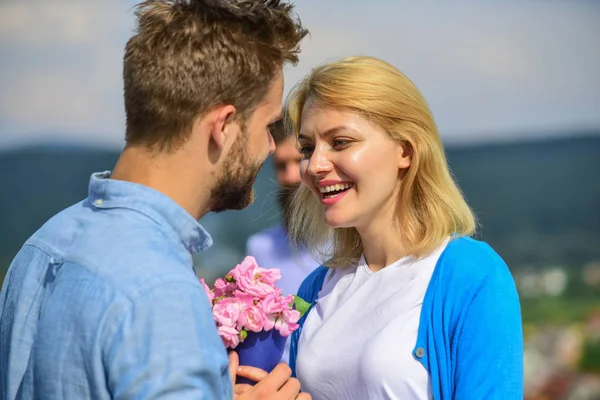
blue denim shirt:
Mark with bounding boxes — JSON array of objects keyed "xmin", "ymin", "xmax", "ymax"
[{"xmin": 0, "ymin": 172, "xmax": 232, "ymax": 399}]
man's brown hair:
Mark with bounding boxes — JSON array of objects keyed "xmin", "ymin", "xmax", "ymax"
[{"xmin": 123, "ymin": 0, "xmax": 308, "ymax": 151}]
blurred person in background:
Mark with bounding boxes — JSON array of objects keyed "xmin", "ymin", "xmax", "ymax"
[
  {"xmin": 286, "ymin": 56, "xmax": 524, "ymax": 399},
  {"xmin": 0, "ymin": 1, "xmax": 310, "ymax": 399},
  {"xmin": 246, "ymin": 117, "xmax": 322, "ymax": 364}
]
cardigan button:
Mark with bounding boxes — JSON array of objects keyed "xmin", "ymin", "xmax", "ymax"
[{"xmin": 415, "ymin": 347, "xmax": 425, "ymax": 358}]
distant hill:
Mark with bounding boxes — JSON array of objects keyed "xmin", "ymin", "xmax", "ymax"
[{"xmin": 1, "ymin": 133, "xmax": 599, "ymax": 282}]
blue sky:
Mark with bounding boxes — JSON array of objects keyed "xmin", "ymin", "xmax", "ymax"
[{"xmin": 1, "ymin": 1, "xmax": 599, "ymax": 150}]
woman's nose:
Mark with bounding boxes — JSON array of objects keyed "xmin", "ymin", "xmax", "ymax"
[{"xmin": 305, "ymin": 147, "xmax": 333, "ymax": 176}]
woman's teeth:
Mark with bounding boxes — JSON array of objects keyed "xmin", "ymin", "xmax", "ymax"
[{"xmin": 319, "ymin": 183, "xmax": 353, "ymax": 196}]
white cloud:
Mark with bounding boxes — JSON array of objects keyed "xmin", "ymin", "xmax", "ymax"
[
  {"xmin": 0, "ymin": 0, "xmax": 599, "ymax": 149},
  {"xmin": 0, "ymin": 2, "xmax": 123, "ymax": 46},
  {"xmin": 0, "ymin": 0, "xmax": 134, "ymax": 148}
]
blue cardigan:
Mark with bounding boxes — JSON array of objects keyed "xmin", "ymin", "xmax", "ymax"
[{"xmin": 289, "ymin": 237, "xmax": 524, "ymax": 399}]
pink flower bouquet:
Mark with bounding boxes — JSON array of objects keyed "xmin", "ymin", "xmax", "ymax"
[{"xmin": 200, "ymin": 256, "xmax": 310, "ymax": 382}]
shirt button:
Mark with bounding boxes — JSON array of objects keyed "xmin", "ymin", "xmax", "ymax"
[
  {"xmin": 94, "ymin": 199, "xmax": 104, "ymax": 206},
  {"xmin": 415, "ymin": 347, "xmax": 425, "ymax": 358}
]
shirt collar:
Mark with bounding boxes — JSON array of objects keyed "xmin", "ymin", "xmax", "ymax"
[{"xmin": 87, "ymin": 171, "xmax": 213, "ymax": 254}]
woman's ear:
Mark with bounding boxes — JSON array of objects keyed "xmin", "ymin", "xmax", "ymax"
[{"xmin": 398, "ymin": 142, "xmax": 412, "ymax": 169}]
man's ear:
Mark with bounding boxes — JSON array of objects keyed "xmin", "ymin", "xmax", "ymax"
[{"xmin": 208, "ymin": 104, "xmax": 237, "ymax": 150}]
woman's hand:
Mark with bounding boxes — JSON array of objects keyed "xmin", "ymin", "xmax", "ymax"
[{"xmin": 229, "ymin": 352, "xmax": 311, "ymax": 399}]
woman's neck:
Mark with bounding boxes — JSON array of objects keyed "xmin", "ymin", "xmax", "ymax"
[{"xmin": 357, "ymin": 219, "xmax": 408, "ymax": 273}]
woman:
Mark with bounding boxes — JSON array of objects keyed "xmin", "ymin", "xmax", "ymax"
[{"xmin": 285, "ymin": 56, "xmax": 523, "ymax": 399}]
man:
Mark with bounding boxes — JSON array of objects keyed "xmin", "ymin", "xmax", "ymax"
[
  {"xmin": 246, "ymin": 118, "xmax": 323, "ymax": 364},
  {"xmin": 0, "ymin": 1, "xmax": 309, "ymax": 399}
]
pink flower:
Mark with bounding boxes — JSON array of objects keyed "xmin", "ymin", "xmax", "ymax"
[
  {"xmin": 218, "ymin": 325, "xmax": 240, "ymax": 348},
  {"xmin": 275, "ymin": 309, "xmax": 301, "ymax": 337},
  {"xmin": 261, "ymin": 293, "xmax": 287, "ymax": 314},
  {"xmin": 260, "ymin": 294, "xmax": 299, "ymax": 336},
  {"xmin": 212, "ymin": 297, "xmax": 244, "ymax": 328},
  {"xmin": 207, "ymin": 259, "xmax": 300, "ymax": 344},
  {"xmin": 213, "ymin": 278, "xmax": 238, "ymax": 299},
  {"xmin": 239, "ymin": 305, "xmax": 267, "ymax": 333},
  {"xmin": 262, "ymin": 293, "xmax": 292, "ymax": 331},
  {"xmin": 230, "ymin": 256, "xmax": 281, "ymax": 298},
  {"xmin": 233, "ymin": 290, "xmax": 255, "ymax": 307},
  {"xmin": 199, "ymin": 278, "xmax": 214, "ymax": 303},
  {"xmin": 281, "ymin": 294, "xmax": 295, "ymax": 308}
]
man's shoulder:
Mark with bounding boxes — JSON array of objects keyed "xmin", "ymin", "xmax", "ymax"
[
  {"xmin": 6, "ymin": 239, "xmax": 208, "ymax": 343},
  {"xmin": 81, "ymin": 240, "xmax": 202, "ymax": 301},
  {"xmin": 27, "ymin": 202, "xmax": 202, "ymax": 297},
  {"xmin": 21, "ymin": 243, "xmax": 203, "ymax": 303}
]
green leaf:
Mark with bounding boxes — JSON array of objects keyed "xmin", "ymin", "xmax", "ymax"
[
  {"xmin": 239, "ymin": 329, "xmax": 248, "ymax": 341},
  {"xmin": 291, "ymin": 295, "xmax": 311, "ymax": 318}
]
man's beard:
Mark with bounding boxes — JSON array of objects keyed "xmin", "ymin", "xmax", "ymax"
[
  {"xmin": 277, "ymin": 183, "xmax": 300, "ymax": 234},
  {"xmin": 208, "ymin": 135, "xmax": 262, "ymax": 213}
]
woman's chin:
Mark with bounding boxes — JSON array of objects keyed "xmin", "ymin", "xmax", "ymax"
[{"xmin": 324, "ymin": 212, "xmax": 354, "ymax": 229}]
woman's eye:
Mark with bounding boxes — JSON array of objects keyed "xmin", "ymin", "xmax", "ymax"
[{"xmin": 333, "ymin": 139, "xmax": 350, "ymax": 148}]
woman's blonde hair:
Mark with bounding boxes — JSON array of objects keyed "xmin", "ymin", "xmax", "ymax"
[{"xmin": 285, "ymin": 56, "xmax": 476, "ymax": 268}]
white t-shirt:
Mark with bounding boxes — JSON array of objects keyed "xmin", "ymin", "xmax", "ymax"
[{"xmin": 296, "ymin": 240, "xmax": 448, "ymax": 400}]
